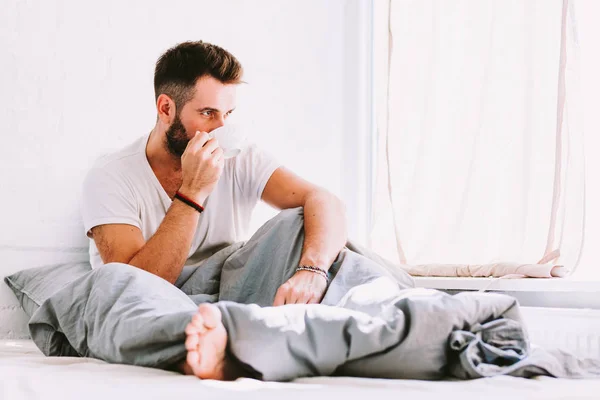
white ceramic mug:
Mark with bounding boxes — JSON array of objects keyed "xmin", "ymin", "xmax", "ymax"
[{"xmin": 207, "ymin": 124, "xmax": 245, "ymax": 159}]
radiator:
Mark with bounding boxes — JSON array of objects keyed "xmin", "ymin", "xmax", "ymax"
[{"xmin": 521, "ymin": 306, "xmax": 600, "ymax": 359}]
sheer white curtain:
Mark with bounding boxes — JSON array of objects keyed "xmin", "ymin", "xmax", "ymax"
[{"xmin": 371, "ymin": 0, "xmax": 584, "ymax": 275}]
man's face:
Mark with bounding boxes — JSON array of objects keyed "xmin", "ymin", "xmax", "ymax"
[{"xmin": 165, "ymin": 75, "xmax": 237, "ymax": 157}]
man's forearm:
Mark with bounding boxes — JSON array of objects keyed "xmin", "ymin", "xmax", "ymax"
[
  {"xmin": 299, "ymin": 191, "xmax": 347, "ymax": 271},
  {"xmin": 129, "ymin": 200, "xmax": 201, "ymax": 284}
]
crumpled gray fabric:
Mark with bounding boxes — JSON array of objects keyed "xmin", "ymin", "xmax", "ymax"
[
  {"xmin": 174, "ymin": 208, "xmax": 414, "ymax": 307},
  {"xmin": 27, "ymin": 208, "xmax": 600, "ymax": 381},
  {"xmin": 448, "ymin": 318, "xmax": 600, "ymax": 379}
]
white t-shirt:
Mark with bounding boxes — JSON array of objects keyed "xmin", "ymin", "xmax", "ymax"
[{"xmin": 81, "ymin": 134, "xmax": 280, "ymax": 285}]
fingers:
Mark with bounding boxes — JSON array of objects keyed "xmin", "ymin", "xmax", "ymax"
[
  {"xmin": 201, "ymin": 138, "xmax": 221, "ymax": 155},
  {"xmin": 287, "ymin": 286, "xmax": 300, "ymax": 304},
  {"xmin": 273, "ymin": 282, "xmax": 300, "ymax": 305},
  {"xmin": 212, "ymin": 147, "xmax": 224, "ymax": 165},
  {"xmin": 298, "ymin": 292, "xmax": 313, "ymax": 304},
  {"xmin": 185, "ymin": 131, "xmax": 210, "ymax": 153},
  {"xmin": 273, "ymin": 284, "xmax": 287, "ymax": 306},
  {"xmin": 273, "ymin": 282, "xmax": 316, "ymax": 306},
  {"xmin": 308, "ymin": 289, "xmax": 326, "ymax": 304},
  {"xmin": 184, "ymin": 131, "xmax": 222, "ymax": 154}
]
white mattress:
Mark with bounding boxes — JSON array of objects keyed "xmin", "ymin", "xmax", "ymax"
[{"xmin": 2, "ymin": 340, "xmax": 599, "ymax": 400}]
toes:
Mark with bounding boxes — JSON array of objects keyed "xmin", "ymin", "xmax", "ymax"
[
  {"xmin": 184, "ymin": 322, "xmax": 196, "ymax": 335},
  {"xmin": 198, "ymin": 304, "xmax": 222, "ymax": 329},
  {"xmin": 190, "ymin": 314, "xmax": 207, "ymax": 333},
  {"xmin": 185, "ymin": 322, "xmax": 204, "ymax": 336},
  {"xmin": 186, "ymin": 350, "xmax": 200, "ymax": 367},
  {"xmin": 185, "ymin": 332, "xmax": 199, "ymax": 350}
]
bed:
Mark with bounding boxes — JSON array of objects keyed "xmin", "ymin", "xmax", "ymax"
[
  {"xmin": 2, "ymin": 337, "xmax": 599, "ymax": 400},
  {"xmin": 2, "ymin": 222, "xmax": 600, "ymax": 398}
]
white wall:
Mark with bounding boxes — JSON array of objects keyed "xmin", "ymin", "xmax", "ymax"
[{"xmin": 0, "ymin": 0, "xmax": 372, "ymax": 338}]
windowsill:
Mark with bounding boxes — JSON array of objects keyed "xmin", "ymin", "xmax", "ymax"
[
  {"xmin": 413, "ymin": 276, "xmax": 600, "ymax": 292},
  {"xmin": 413, "ymin": 276, "xmax": 600, "ymax": 309}
]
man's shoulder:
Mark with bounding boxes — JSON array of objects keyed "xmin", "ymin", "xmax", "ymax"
[
  {"xmin": 90, "ymin": 135, "xmax": 147, "ymax": 172},
  {"xmin": 83, "ymin": 135, "xmax": 148, "ymax": 190}
]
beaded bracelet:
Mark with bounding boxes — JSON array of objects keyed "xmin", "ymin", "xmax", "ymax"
[{"xmin": 296, "ymin": 265, "xmax": 329, "ymax": 283}]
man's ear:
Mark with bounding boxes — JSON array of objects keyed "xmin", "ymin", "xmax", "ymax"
[{"xmin": 156, "ymin": 94, "xmax": 176, "ymax": 125}]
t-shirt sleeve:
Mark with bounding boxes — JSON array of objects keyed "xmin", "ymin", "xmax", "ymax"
[
  {"xmin": 234, "ymin": 144, "xmax": 281, "ymax": 205},
  {"xmin": 81, "ymin": 166, "xmax": 141, "ymax": 237}
]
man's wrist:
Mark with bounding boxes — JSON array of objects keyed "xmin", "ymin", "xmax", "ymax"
[
  {"xmin": 295, "ymin": 266, "xmax": 329, "ymax": 284},
  {"xmin": 177, "ymin": 186, "xmax": 209, "ymax": 205},
  {"xmin": 174, "ymin": 191, "xmax": 205, "ymax": 213},
  {"xmin": 299, "ymin": 256, "xmax": 332, "ymax": 272}
]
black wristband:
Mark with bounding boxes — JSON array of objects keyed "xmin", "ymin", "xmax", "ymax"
[{"xmin": 174, "ymin": 191, "xmax": 204, "ymax": 213}]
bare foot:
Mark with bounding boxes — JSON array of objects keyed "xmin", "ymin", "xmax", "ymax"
[{"xmin": 181, "ymin": 304, "xmax": 236, "ymax": 380}]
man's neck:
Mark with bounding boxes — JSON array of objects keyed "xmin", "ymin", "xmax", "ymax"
[{"xmin": 146, "ymin": 126, "xmax": 182, "ymax": 174}]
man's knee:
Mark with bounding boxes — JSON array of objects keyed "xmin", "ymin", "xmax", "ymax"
[{"xmin": 273, "ymin": 207, "xmax": 304, "ymax": 224}]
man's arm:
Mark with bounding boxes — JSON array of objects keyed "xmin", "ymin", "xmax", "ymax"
[
  {"xmin": 90, "ymin": 199, "xmax": 201, "ymax": 284},
  {"xmin": 89, "ymin": 132, "xmax": 223, "ymax": 284},
  {"xmin": 261, "ymin": 167, "xmax": 347, "ymax": 305}
]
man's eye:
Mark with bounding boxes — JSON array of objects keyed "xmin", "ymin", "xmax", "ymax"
[{"xmin": 201, "ymin": 111, "xmax": 213, "ymax": 117}]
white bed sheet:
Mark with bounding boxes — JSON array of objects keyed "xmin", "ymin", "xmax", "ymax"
[{"xmin": 1, "ymin": 340, "xmax": 599, "ymax": 400}]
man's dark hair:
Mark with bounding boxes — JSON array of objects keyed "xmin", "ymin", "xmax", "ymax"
[{"xmin": 154, "ymin": 41, "xmax": 243, "ymax": 111}]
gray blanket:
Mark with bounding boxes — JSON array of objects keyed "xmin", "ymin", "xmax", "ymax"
[{"xmin": 28, "ymin": 208, "xmax": 600, "ymax": 381}]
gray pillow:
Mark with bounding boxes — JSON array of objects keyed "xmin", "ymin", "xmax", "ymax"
[{"xmin": 4, "ymin": 262, "xmax": 91, "ymax": 317}]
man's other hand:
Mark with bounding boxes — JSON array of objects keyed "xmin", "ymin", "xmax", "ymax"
[{"xmin": 273, "ymin": 270, "xmax": 328, "ymax": 306}]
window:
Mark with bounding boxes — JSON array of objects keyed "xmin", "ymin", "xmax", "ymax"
[{"xmin": 371, "ymin": 0, "xmax": 598, "ymax": 280}]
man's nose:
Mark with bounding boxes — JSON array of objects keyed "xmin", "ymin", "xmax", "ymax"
[{"xmin": 212, "ymin": 115, "xmax": 226, "ymax": 130}]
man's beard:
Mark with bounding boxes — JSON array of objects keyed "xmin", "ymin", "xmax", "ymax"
[{"xmin": 164, "ymin": 115, "xmax": 190, "ymax": 158}]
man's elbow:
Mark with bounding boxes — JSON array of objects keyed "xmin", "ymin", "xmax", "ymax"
[
  {"xmin": 323, "ymin": 190, "xmax": 346, "ymax": 214},
  {"xmin": 98, "ymin": 248, "xmax": 136, "ymax": 266},
  {"xmin": 311, "ymin": 190, "xmax": 347, "ymax": 223},
  {"xmin": 335, "ymin": 195, "xmax": 347, "ymax": 215}
]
